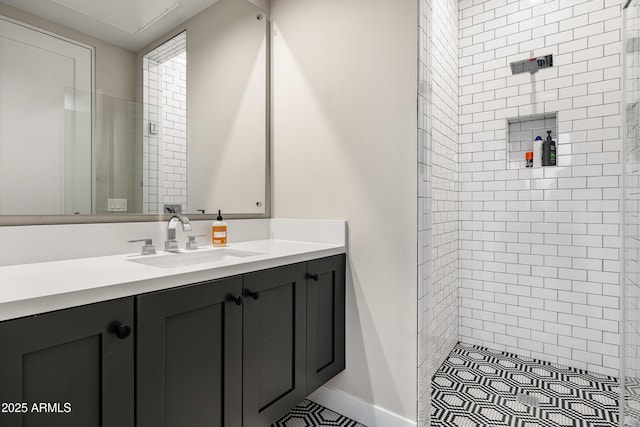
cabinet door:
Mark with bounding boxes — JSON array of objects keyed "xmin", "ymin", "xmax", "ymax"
[
  {"xmin": 136, "ymin": 276, "xmax": 243, "ymax": 427},
  {"xmin": 0, "ymin": 298, "xmax": 134, "ymax": 427},
  {"xmin": 243, "ymin": 263, "xmax": 307, "ymax": 426},
  {"xmin": 306, "ymin": 254, "xmax": 346, "ymax": 395}
]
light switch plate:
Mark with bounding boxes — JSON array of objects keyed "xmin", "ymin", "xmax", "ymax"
[{"xmin": 149, "ymin": 122, "xmax": 158, "ymax": 135}]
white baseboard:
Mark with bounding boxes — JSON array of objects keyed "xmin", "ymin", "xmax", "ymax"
[{"xmin": 308, "ymin": 386, "xmax": 417, "ymax": 427}]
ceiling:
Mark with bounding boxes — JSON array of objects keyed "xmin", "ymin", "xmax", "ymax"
[{"xmin": 1, "ymin": 0, "xmax": 220, "ymax": 51}]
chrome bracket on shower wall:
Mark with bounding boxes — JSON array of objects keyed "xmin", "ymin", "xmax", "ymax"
[{"xmin": 510, "ymin": 54, "xmax": 553, "ymax": 75}]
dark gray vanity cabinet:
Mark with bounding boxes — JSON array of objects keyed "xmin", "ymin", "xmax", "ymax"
[
  {"xmin": 306, "ymin": 254, "xmax": 346, "ymax": 395},
  {"xmin": 242, "ymin": 262, "xmax": 308, "ymax": 426},
  {"xmin": 136, "ymin": 276, "xmax": 243, "ymax": 427},
  {"xmin": 241, "ymin": 254, "xmax": 346, "ymax": 425},
  {"xmin": 0, "ymin": 298, "xmax": 135, "ymax": 427},
  {"xmin": 0, "ymin": 253, "xmax": 346, "ymax": 427}
]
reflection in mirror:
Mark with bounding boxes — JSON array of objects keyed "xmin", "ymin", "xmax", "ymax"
[
  {"xmin": 142, "ymin": 31, "xmax": 187, "ymax": 215},
  {"xmin": 95, "ymin": 92, "xmax": 142, "ymax": 215},
  {"xmin": 0, "ymin": 16, "xmax": 93, "ymax": 215},
  {"xmin": 0, "ymin": 0, "xmax": 268, "ymax": 220}
]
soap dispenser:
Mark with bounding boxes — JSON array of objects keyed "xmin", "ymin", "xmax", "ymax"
[
  {"xmin": 542, "ymin": 130, "xmax": 556, "ymax": 166},
  {"xmin": 212, "ymin": 210, "xmax": 227, "ymax": 247}
]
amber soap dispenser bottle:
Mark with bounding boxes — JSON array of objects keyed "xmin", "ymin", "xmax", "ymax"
[{"xmin": 212, "ymin": 210, "xmax": 227, "ymax": 247}]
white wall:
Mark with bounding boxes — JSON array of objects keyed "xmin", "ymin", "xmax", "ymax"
[
  {"xmin": 137, "ymin": 0, "xmax": 268, "ymax": 215},
  {"xmin": 271, "ymin": 0, "xmax": 418, "ymax": 422},
  {"xmin": 186, "ymin": 0, "xmax": 267, "ymax": 215},
  {"xmin": 458, "ymin": 0, "xmax": 623, "ymax": 377}
]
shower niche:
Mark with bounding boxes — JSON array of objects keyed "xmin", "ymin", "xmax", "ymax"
[{"xmin": 506, "ymin": 112, "xmax": 557, "ymax": 170}]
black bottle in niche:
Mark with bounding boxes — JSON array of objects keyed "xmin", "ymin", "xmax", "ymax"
[{"xmin": 542, "ymin": 130, "xmax": 556, "ymax": 166}]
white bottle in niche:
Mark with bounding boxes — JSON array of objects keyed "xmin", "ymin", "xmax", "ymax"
[{"xmin": 533, "ymin": 136, "xmax": 543, "ymax": 168}]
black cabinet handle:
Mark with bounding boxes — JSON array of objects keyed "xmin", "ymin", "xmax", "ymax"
[
  {"xmin": 110, "ymin": 322, "xmax": 132, "ymax": 340},
  {"xmin": 226, "ymin": 294, "xmax": 244, "ymax": 306},
  {"xmin": 305, "ymin": 273, "xmax": 319, "ymax": 281},
  {"xmin": 244, "ymin": 289, "xmax": 260, "ymax": 300}
]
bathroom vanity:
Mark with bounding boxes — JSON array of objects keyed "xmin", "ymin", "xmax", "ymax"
[{"xmin": 0, "ymin": 237, "xmax": 345, "ymax": 427}]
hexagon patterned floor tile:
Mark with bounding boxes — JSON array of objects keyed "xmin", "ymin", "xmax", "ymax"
[
  {"xmin": 431, "ymin": 342, "xmax": 620, "ymax": 427},
  {"xmin": 273, "ymin": 399, "xmax": 366, "ymax": 427},
  {"xmin": 624, "ymin": 376, "xmax": 640, "ymax": 426}
]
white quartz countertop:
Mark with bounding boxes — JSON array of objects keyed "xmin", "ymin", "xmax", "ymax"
[{"xmin": 0, "ymin": 239, "xmax": 345, "ymax": 322}]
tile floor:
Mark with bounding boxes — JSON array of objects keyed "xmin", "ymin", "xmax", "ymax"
[
  {"xmin": 625, "ymin": 377, "xmax": 640, "ymax": 426},
  {"xmin": 431, "ymin": 342, "xmax": 620, "ymax": 427},
  {"xmin": 273, "ymin": 341, "xmax": 637, "ymax": 427},
  {"xmin": 273, "ymin": 399, "xmax": 366, "ymax": 427}
]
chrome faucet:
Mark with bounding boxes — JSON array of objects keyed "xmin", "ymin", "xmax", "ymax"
[{"xmin": 165, "ymin": 214, "xmax": 192, "ymax": 252}]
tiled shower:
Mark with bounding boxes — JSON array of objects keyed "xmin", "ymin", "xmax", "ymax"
[
  {"xmin": 458, "ymin": 0, "xmax": 623, "ymax": 377},
  {"xmin": 418, "ymin": 0, "xmax": 460, "ymax": 423},
  {"xmin": 142, "ymin": 32, "xmax": 188, "ymax": 214},
  {"xmin": 625, "ymin": 0, "xmax": 640, "ymax": 423},
  {"xmin": 418, "ymin": 0, "xmax": 640, "ymax": 425}
]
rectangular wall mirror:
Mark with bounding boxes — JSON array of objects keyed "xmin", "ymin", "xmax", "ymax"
[{"xmin": 0, "ymin": 0, "xmax": 269, "ymax": 224}]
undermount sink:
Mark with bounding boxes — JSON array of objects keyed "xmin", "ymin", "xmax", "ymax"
[{"xmin": 128, "ymin": 248, "xmax": 262, "ymax": 269}]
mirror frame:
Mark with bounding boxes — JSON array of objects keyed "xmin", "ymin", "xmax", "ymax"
[{"xmin": 0, "ymin": 11, "xmax": 272, "ymax": 226}]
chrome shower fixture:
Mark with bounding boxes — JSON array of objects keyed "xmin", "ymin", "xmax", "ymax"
[{"xmin": 510, "ymin": 54, "xmax": 553, "ymax": 74}]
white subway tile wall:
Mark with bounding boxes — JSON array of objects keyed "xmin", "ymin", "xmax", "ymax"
[
  {"xmin": 160, "ymin": 55, "xmax": 188, "ymax": 212},
  {"xmin": 624, "ymin": 0, "xmax": 640, "ymax": 419},
  {"xmin": 417, "ymin": 5, "xmax": 432, "ymax": 423},
  {"xmin": 142, "ymin": 33, "xmax": 187, "ymax": 214},
  {"xmin": 418, "ymin": 0, "xmax": 459, "ymax": 424},
  {"xmin": 459, "ymin": 0, "xmax": 623, "ymax": 376}
]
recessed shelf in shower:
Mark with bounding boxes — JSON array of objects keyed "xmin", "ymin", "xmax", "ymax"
[{"xmin": 506, "ymin": 112, "xmax": 557, "ymax": 170}]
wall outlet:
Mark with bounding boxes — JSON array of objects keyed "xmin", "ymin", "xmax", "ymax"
[{"xmin": 108, "ymin": 198, "xmax": 128, "ymax": 212}]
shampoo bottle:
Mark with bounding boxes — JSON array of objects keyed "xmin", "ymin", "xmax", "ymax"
[
  {"xmin": 542, "ymin": 130, "xmax": 556, "ymax": 166},
  {"xmin": 212, "ymin": 210, "xmax": 227, "ymax": 247},
  {"xmin": 533, "ymin": 136, "xmax": 543, "ymax": 168}
]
